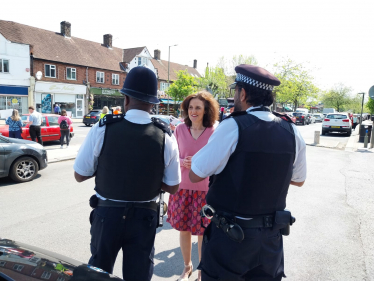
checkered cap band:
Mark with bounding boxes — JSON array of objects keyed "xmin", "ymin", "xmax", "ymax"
[{"xmin": 236, "ymin": 73, "xmax": 274, "ymax": 91}]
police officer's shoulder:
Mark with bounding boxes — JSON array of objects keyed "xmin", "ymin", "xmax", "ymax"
[
  {"xmin": 151, "ymin": 117, "xmax": 172, "ymax": 137},
  {"xmin": 99, "ymin": 114, "xmax": 124, "ymax": 127},
  {"xmin": 223, "ymin": 110, "xmax": 247, "ymax": 121},
  {"xmin": 272, "ymin": 111, "xmax": 294, "ymax": 123}
]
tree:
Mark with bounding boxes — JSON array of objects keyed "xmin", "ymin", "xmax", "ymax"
[
  {"xmin": 273, "ymin": 59, "xmax": 319, "ymax": 111},
  {"xmin": 167, "ymin": 70, "xmax": 198, "ymax": 115},
  {"xmin": 199, "ymin": 66, "xmax": 228, "ymax": 97},
  {"xmin": 365, "ymin": 98, "xmax": 374, "ymax": 114},
  {"xmin": 322, "ymin": 83, "xmax": 352, "ymax": 112}
]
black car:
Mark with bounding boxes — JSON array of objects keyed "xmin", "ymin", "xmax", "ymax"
[
  {"xmin": 0, "ymin": 238, "xmax": 123, "ymax": 280},
  {"xmin": 83, "ymin": 110, "xmax": 102, "ymax": 126},
  {"xmin": 293, "ymin": 112, "xmax": 311, "ymax": 125},
  {"xmin": 0, "ymin": 135, "xmax": 48, "ymax": 182}
]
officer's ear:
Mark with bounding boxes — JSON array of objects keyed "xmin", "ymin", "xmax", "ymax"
[{"xmin": 240, "ymin": 88, "xmax": 247, "ymax": 103}]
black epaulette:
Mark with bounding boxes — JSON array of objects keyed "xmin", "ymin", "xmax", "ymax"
[
  {"xmin": 99, "ymin": 114, "xmax": 125, "ymax": 127},
  {"xmin": 272, "ymin": 111, "xmax": 294, "ymax": 123},
  {"xmin": 151, "ymin": 117, "xmax": 172, "ymax": 137},
  {"xmin": 223, "ymin": 110, "xmax": 247, "ymax": 120}
]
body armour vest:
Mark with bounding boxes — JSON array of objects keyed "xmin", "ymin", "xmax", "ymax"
[
  {"xmin": 95, "ymin": 118, "xmax": 165, "ymax": 201},
  {"xmin": 207, "ymin": 113, "xmax": 296, "ymax": 216}
]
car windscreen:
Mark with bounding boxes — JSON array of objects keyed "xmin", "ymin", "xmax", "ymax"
[
  {"xmin": 293, "ymin": 113, "xmax": 303, "ymax": 116},
  {"xmin": 326, "ymin": 114, "xmax": 347, "ymax": 119}
]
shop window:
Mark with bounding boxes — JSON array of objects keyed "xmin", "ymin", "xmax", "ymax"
[
  {"xmin": 45, "ymin": 64, "xmax": 56, "ymax": 78},
  {"xmin": 41, "ymin": 271, "xmax": 51, "ymax": 279},
  {"xmin": 96, "ymin": 72, "xmax": 104, "ymax": 83},
  {"xmin": 48, "ymin": 116, "xmax": 59, "ymax": 126},
  {"xmin": 160, "ymin": 82, "xmax": 170, "ymax": 91},
  {"xmin": 67, "ymin": 68, "xmax": 76, "ymax": 80},
  {"xmin": 13, "ymin": 264, "xmax": 24, "ymax": 271},
  {"xmin": 0, "ymin": 59, "xmax": 9, "ymax": 73},
  {"xmin": 112, "ymin": 74, "xmax": 119, "ymax": 85},
  {"xmin": 0, "ymin": 96, "xmax": 28, "ymax": 114}
]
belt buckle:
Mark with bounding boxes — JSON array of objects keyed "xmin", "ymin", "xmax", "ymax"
[{"xmin": 263, "ymin": 216, "xmax": 273, "ymax": 228}]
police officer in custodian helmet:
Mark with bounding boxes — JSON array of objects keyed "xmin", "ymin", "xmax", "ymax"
[
  {"xmin": 74, "ymin": 66, "xmax": 181, "ymax": 281},
  {"xmin": 189, "ymin": 64, "xmax": 307, "ymax": 280}
]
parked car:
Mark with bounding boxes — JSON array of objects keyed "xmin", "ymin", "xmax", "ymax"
[
  {"xmin": 0, "ymin": 114, "xmax": 74, "ymax": 143},
  {"xmin": 307, "ymin": 113, "xmax": 316, "ymax": 124},
  {"xmin": 313, "ymin": 113, "xmax": 324, "ymax": 122},
  {"xmin": 83, "ymin": 110, "xmax": 102, "ymax": 126},
  {"xmin": 151, "ymin": 114, "xmax": 183, "ymax": 126},
  {"xmin": 0, "ymin": 135, "xmax": 47, "ymax": 182},
  {"xmin": 293, "ymin": 112, "xmax": 310, "ymax": 125},
  {"xmin": 281, "ymin": 112, "xmax": 296, "ymax": 123},
  {"xmin": 322, "ymin": 113, "xmax": 352, "ymax": 136},
  {"xmin": 0, "ymin": 238, "xmax": 123, "ymax": 280}
]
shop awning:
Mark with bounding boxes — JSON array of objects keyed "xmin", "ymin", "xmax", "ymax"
[
  {"xmin": 160, "ymin": 99, "xmax": 181, "ymax": 104},
  {"xmin": 90, "ymin": 88, "xmax": 122, "ymax": 97},
  {"xmin": 284, "ymin": 106, "xmax": 292, "ymax": 111},
  {"xmin": 0, "ymin": 85, "xmax": 28, "ymax": 96}
]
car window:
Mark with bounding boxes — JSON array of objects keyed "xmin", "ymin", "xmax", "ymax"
[
  {"xmin": 41, "ymin": 117, "xmax": 46, "ymax": 126},
  {"xmin": 88, "ymin": 111, "xmax": 101, "ymax": 116},
  {"xmin": 20, "ymin": 116, "xmax": 46, "ymax": 126},
  {"xmin": 326, "ymin": 114, "xmax": 347, "ymax": 119},
  {"xmin": 48, "ymin": 116, "xmax": 59, "ymax": 126}
]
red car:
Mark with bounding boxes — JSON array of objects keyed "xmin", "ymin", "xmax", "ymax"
[
  {"xmin": 281, "ymin": 112, "xmax": 297, "ymax": 123},
  {"xmin": 0, "ymin": 114, "xmax": 74, "ymax": 143}
]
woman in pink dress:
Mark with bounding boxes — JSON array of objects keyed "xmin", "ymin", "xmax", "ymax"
[{"xmin": 167, "ymin": 91, "xmax": 219, "ymax": 281}]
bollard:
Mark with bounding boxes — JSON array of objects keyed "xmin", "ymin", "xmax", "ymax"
[
  {"xmin": 314, "ymin": 131, "xmax": 320, "ymax": 145},
  {"xmin": 371, "ymin": 128, "xmax": 374, "ymax": 149},
  {"xmin": 364, "ymin": 130, "xmax": 368, "ymax": 148}
]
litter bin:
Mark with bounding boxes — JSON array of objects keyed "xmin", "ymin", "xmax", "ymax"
[{"xmin": 359, "ymin": 123, "xmax": 372, "ymax": 142}]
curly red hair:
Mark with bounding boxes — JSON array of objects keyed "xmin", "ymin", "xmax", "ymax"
[{"xmin": 180, "ymin": 91, "xmax": 219, "ymax": 128}]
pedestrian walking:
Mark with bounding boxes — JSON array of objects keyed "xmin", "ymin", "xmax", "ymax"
[
  {"xmin": 73, "ymin": 66, "xmax": 181, "ymax": 281},
  {"xmin": 113, "ymin": 106, "xmax": 122, "ymax": 115},
  {"xmin": 27, "ymin": 106, "xmax": 43, "ymax": 145},
  {"xmin": 58, "ymin": 109, "xmax": 72, "ymax": 148},
  {"xmin": 6, "ymin": 109, "xmax": 24, "ymax": 139},
  {"xmin": 100, "ymin": 106, "xmax": 109, "ymax": 119},
  {"xmin": 189, "ymin": 64, "xmax": 307, "ymax": 280},
  {"xmin": 54, "ymin": 104, "xmax": 61, "ymax": 115},
  {"xmin": 167, "ymin": 91, "xmax": 219, "ymax": 281}
]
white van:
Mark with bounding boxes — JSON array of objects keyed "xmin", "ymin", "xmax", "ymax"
[{"xmin": 322, "ymin": 108, "xmax": 336, "ymax": 114}]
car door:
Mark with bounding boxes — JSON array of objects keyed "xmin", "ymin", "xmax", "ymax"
[
  {"xmin": 45, "ymin": 116, "xmax": 61, "ymax": 142},
  {"xmin": 0, "ymin": 138, "xmax": 5, "ymax": 176}
]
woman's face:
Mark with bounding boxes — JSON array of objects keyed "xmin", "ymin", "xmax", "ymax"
[{"xmin": 188, "ymin": 98, "xmax": 205, "ymax": 124}]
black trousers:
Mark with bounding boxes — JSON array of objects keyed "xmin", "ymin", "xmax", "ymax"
[
  {"xmin": 198, "ymin": 223, "xmax": 285, "ymax": 281},
  {"xmin": 29, "ymin": 125, "xmax": 43, "ymax": 145},
  {"xmin": 89, "ymin": 206, "xmax": 157, "ymax": 281},
  {"xmin": 60, "ymin": 130, "xmax": 70, "ymax": 145}
]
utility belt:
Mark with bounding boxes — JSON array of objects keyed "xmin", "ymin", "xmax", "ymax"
[
  {"xmin": 89, "ymin": 193, "xmax": 167, "ymax": 228},
  {"xmin": 201, "ymin": 205, "xmax": 296, "ymax": 243}
]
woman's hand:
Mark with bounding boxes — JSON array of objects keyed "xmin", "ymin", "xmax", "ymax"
[{"xmin": 183, "ymin": 156, "xmax": 192, "ymax": 169}]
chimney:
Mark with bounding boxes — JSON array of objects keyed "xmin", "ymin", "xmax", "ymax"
[
  {"xmin": 154, "ymin": 49, "xmax": 161, "ymax": 60},
  {"xmin": 104, "ymin": 34, "xmax": 113, "ymax": 48},
  {"xmin": 60, "ymin": 21, "xmax": 71, "ymax": 38},
  {"xmin": 193, "ymin": 59, "xmax": 197, "ymax": 69}
]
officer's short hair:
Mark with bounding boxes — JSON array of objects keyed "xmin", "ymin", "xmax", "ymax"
[{"xmin": 237, "ymin": 82, "xmax": 274, "ymax": 107}]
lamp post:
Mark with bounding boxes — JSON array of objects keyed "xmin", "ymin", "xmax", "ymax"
[
  {"xmin": 358, "ymin": 92, "xmax": 365, "ymax": 127},
  {"xmin": 167, "ymin": 44, "xmax": 177, "ymax": 115}
]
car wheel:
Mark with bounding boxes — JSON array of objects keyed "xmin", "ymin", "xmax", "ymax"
[
  {"xmin": 347, "ymin": 130, "xmax": 352, "ymax": 136},
  {"xmin": 302, "ymin": 120, "xmax": 305, "ymax": 126},
  {"xmin": 10, "ymin": 157, "xmax": 39, "ymax": 183},
  {"xmin": 85, "ymin": 123, "xmax": 91, "ymax": 127},
  {"xmin": 322, "ymin": 130, "xmax": 326, "ymax": 135}
]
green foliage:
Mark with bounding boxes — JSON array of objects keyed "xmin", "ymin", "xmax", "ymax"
[
  {"xmin": 365, "ymin": 98, "xmax": 374, "ymax": 114},
  {"xmin": 322, "ymin": 84, "xmax": 353, "ymax": 112},
  {"xmin": 167, "ymin": 70, "xmax": 198, "ymax": 113},
  {"xmin": 273, "ymin": 59, "xmax": 319, "ymax": 111},
  {"xmin": 199, "ymin": 67, "xmax": 227, "ymax": 96}
]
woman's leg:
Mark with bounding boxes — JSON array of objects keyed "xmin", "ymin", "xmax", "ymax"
[
  {"xmin": 60, "ymin": 130, "xmax": 64, "ymax": 146},
  {"xmin": 178, "ymin": 231, "xmax": 193, "ymax": 280}
]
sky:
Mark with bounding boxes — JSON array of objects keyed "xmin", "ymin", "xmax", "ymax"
[{"xmin": 2, "ymin": 0, "xmax": 374, "ymax": 96}]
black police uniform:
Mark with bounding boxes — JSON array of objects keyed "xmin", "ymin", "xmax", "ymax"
[
  {"xmin": 196, "ymin": 65, "xmax": 300, "ymax": 281},
  {"xmin": 86, "ymin": 67, "xmax": 173, "ymax": 281}
]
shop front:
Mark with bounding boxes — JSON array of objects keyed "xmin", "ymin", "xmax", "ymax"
[
  {"xmin": 34, "ymin": 82, "xmax": 86, "ymax": 118},
  {"xmin": 90, "ymin": 88, "xmax": 124, "ymax": 110},
  {"xmin": 0, "ymin": 85, "xmax": 29, "ymax": 118}
]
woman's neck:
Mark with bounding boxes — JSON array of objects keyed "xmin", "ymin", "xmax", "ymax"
[{"xmin": 190, "ymin": 121, "xmax": 204, "ymax": 130}]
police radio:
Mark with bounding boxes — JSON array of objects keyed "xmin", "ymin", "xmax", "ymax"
[{"xmin": 219, "ymin": 107, "xmax": 225, "ymax": 122}]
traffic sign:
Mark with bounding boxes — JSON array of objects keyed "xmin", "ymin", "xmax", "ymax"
[{"xmin": 369, "ymin": 85, "xmax": 374, "ymax": 99}]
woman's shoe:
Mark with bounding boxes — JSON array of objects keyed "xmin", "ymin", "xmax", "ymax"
[{"xmin": 177, "ymin": 263, "xmax": 193, "ymax": 281}]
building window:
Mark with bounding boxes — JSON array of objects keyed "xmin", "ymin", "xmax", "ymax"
[
  {"xmin": 160, "ymin": 82, "xmax": 170, "ymax": 91},
  {"xmin": 96, "ymin": 72, "xmax": 104, "ymax": 83},
  {"xmin": 138, "ymin": 57, "xmax": 142, "ymax": 66},
  {"xmin": 0, "ymin": 59, "xmax": 10, "ymax": 73},
  {"xmin": 0, "ymin": 261, "xmax": 6, "ymax": 266},
  {"xmin": 13, "ymin": 264, "xmax": 24, "ymax": 272},
  {"xmin": 41, "ymin": 271, "xmax": 52, "ymax": 279},
  {"xmin": 112, "ymin": 74, "xmax": 119, "ymax": 85},
  {"xmin": 45, "ymin": 64, "xmax": 56, "ymax": 78},
  {"xmin": 66, "ymin": 68, "xmax": 76, "ymax": 80},
  {"xmin": 57, "ymin": 276, "xmax": 65, "ymax": 281}
]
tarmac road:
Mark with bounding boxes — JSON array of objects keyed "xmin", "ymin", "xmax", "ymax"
[{"xmin": 1, "ymin": 146, "xmax": 373, "ymax": 280}]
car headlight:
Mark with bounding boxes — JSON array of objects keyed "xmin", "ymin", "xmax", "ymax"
[{"xmin": 27, "ymin": 143, "xmax": 44, "ymax": 150}]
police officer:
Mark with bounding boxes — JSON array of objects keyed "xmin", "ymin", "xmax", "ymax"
[
  {"xmin": 73, "ymin": 66, "xmax": 181, "ymax": 281},
  {"xmin": 189, "ymin": 64, "xmax": 307, "ymax": 280}
]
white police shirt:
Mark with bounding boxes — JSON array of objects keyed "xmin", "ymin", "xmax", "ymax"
[
  {"xmin": 74, "ymin": 109, "xmax": 181, "ymax": 202},
  {"xmin": 192, "ymin": 106, "xmax": 307, "ymax": 183}
]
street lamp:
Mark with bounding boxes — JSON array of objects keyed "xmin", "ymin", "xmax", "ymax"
[
  {"xmin": 358, "ymin": 92, "xmax": 365, "ymax": 127},
  {"xmin": 167, "ymin": 44, "xmax": 178, "ymax": 115}
]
